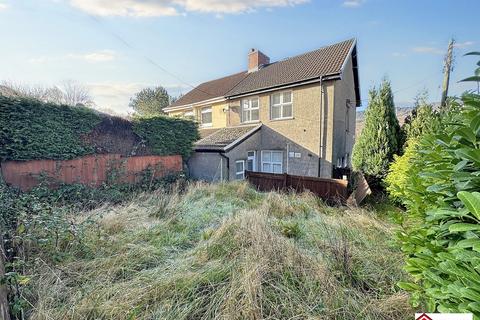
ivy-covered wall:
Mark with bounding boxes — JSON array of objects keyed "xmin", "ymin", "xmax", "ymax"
[
  {"xmin": 0, "ymin": 96, "xmax": 101, "ymax": 161},
  {"xmin": 133, "ymin": 116, "xmax": 200, "ymax": 159},
  {"xmin": 0, "ymin": 96, "xmax": 199, "ymax": 161}
]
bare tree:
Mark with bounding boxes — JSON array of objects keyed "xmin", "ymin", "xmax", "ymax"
[
  {"xmin": 0, "ymin": 80, "xmax": 94, "ymax": 107},
  {"xmin": 59, "ymin": 80, "xmax": 93, "ymax": 107}
]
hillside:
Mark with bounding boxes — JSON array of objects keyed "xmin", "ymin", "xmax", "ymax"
[
  {"xmin": 20, "ymin": 182, "xmax": 413, "ymax": 319},
  {"xmin": 356, "ymin": 107, "xmax": 413, "ymax": 137}
]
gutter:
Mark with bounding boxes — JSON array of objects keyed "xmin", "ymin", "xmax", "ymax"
[{"xmin": 318, "ymin": 76, "xmax": 324, "ymax": 178}]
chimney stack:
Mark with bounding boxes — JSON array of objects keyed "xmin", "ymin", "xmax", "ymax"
[{"xmin": 248, "ymin": 48, "xmax": 270, "ymax": 73}]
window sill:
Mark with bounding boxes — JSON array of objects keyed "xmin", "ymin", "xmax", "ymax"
[
  {"xmin": 241, "ymin": 120, "xmax": 261, "ymax": 124},
  {"xmin": 200, "ymin": 123, "xmax": 213, "ymax": 128},
  {"xmin": 270, "ymin": 117, "xmax": 294, "ymax": 122}
]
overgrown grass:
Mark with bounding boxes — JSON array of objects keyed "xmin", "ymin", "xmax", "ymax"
[{"xmin": 17, "ymin": 181, "xmax": 412, "ymax": 319}]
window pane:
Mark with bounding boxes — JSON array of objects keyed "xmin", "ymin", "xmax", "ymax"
[
  {"xmin": 272, "ymin": 93, "xmax": 281, "ymax": 105},
  {"xmin": 247, "ymin": 159, "xmax": 253, "ymax": 171},
  {"xmin": 242, "ymin": 110, "xmax": 250, "ymax": 122},
  {"xmin": 272, "ymin": 152, "xmax": 282, "ymax": 162},
  {"xmin": 236, "ymin": 161, "xmax": 244, "ymax": 172},
  {"xmin": 282, "ymin": 104, "xmax": 292, "ymax": 118},
  {"xmin": 251, "ymin": 98, "xmax": 259, "ymax": 109},
  {"xmin": 262, "ymin": 163, "xmax": 271, "ymax": 173},
  {"xmin": 251, "ymin": 109, "xmax": 259, "ymax": 121},
  {"xmin": 262, "ymin": 151, "xmax": 271, "ymax": 162},
  {"xmin": 202, "ymin": 112, "xmax": 212, "ymax": 124},
  {"xmin": 243, "ymin": 100, "xmax": 249, "ymax": 109},
  {"xmin": 283, "ymin": 92, "xmax": 292, "ymax": 103},
  {"xmin": 273, "ymin": 164, "xmax": 282, "ymax": 173},
  {"xmin": 271, "ymin": 105, "xmax": 281, "ymax": 119},
  {"xmin": 247, "ymin": 151, "xmax": 255, "ymax": 158}
]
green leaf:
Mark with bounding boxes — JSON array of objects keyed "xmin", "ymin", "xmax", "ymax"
[
  {"xmin": 449, "ymin": 223, "xmax": 480, "ymax": 232},
  {"xmin": 397, "ymin": 281, "xmax": 421, "ymax": 291},
  {"xmin": 458, "ymin": 191, "xmax": 480, "ymax": 220},
  {"xmin": 460, "ymin": 76, "xmax": 480, "ymax": 82},
  {"xmin": 455, "ymin": 149, "xmax": 480, "ymax": 165}
]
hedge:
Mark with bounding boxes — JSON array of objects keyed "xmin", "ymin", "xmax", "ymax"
[
  {"xmin": 132, "ymin": 116, "xmax": 200, "ymax": 159},
  {"xmin": 0, "ymin": 96, "xmax": 101, "ymax": 161},
  {"xmin": 0, "ymin": 96, "xmax": 200, "ymax": 161}
]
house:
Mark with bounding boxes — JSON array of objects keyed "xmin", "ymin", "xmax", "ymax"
[{"xmin": 164, "ymin": 39, "xmax": 360, "ymax": 181}]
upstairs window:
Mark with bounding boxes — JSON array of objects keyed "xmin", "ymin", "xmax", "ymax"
[
  {"xmin": 201, "ymin": 107, "xmax": 212, "ymax": 126},
  {"xmin": 241, "ymin": 97, "xmax": 259, "ymax": 123},
  {"xmin": 270, "ymin": 91, "xmax": 292, "ymax": 120}
]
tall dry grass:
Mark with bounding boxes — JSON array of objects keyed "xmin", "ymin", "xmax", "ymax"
[{"xmin": 26, "ymin": 181, "xmax": 412, "ymax": 320}]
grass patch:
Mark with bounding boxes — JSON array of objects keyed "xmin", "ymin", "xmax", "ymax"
[{"xmin": 12, "ymin": 181, "xmax": 412, "ymax": 319}]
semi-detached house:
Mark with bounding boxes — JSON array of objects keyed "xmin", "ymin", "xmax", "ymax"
[{"xmin": 164, "ymin": 39, "xmax": 361, "ymax": 181}]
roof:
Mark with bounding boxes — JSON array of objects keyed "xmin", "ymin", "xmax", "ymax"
[
  {"xmin": 227, "ymin": 39, "xmax": 356, "ymax": 97},
  {"xmin": 195, "ymin": 124, "xmax": 261, "ymax": 151},
  {"xmin": 167, "ymin": 39, "xmax": 358, "ymax": 109},
  {"xmin": 168, "ymin": 71, "xmax": 248, "ymax": 109}
]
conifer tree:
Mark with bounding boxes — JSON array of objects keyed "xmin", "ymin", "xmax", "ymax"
[{"xmin": 352, "ymin": 79, "xmax": 401, "ymax": 182}]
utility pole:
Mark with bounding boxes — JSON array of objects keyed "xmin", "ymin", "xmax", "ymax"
[{"xmin": 441, "ymin": 38, "xmax": 455, "ymax": 108}]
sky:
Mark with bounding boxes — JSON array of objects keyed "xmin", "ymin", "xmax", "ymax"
[{"xmin": 0, "ymin": 0, "xmax": 478, "ymax": 114}]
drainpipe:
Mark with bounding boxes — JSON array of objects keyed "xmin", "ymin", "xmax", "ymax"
[
  {"xmin": 318, "ymin": 76, "xmax": 324, "ymax": 177},
  {"xmin": 219, "ymin": 152, "xmax": 229, "ymax": 181}
]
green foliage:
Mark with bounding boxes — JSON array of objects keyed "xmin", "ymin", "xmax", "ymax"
[
  {"xmin": 129, "ymin": 86, "xmax": 172, "ymax": 116},
  {"xmin": 394, "ymin": 92, "xmax": 480, "ymax": 316},
  {"xmin": 133, "ymin": 115, "xmax": 200, "ymax": 159},
  {"xmin": 0, "ymin": 96, "xmax": 101, "ymax": 161},
  {"xmin": 401, "ymin": 92, "xmax": 441, "ymax": 147},
  {"xmin": 352, "ymin": 79, "xmax": 401, "ymax": 182},
  {"xmin": 384, "ymin": 140, "xmax": 420, "ymax": 204}
]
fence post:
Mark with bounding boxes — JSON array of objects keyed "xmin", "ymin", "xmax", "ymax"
[
  {"xmin": 283, "ymin": 173, "xmax": 288, "ymax": 190},
  {"xmin": 0, "ymin": 232, "xmax": 10, "ymax": 320}
]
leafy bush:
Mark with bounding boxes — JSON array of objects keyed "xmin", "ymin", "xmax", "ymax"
[
  {"xmin": 395, "ymin": 92, "xmax": 480, "ymax": 316},
  {"xmin": 133, "ymin": 115, "xmax": 200, "ymax": 159},
  {"xmin": 0, "ymin": 96, "xmax": 101, "ymax": 161},
  {"xmin": 352, "ymin": 79, "xmax": 401, "ymax": 184}
]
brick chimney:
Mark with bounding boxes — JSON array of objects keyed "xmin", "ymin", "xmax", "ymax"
[{"xmin": 248, "ymin": 48, "xmax": 270, "ymax": 73}]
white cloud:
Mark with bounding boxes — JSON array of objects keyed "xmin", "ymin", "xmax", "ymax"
[
  {"xmin": 69, "ymin": 0, "xmax": 308, "ymax": 17},
  {"xmin": 454, "ymin": 41, "xmax": 474, "ymax": 48},
  {"xmin": 29, "ymin": 50, "xmax": 117, "ymax": 64},
  {"xmin": 392, "ymin": 52, "xmax": 407, "ymax": 57},
  {"xmin": 0, "ymin": 2, "xmax": 8, "ymax": 11},
  {"xmin": 67, "ymin": 50, "xmax": 117, "ymax": 62},
  {"xmin": 342, "ymin": 0, "xmax": 364, "ymax": 8},
  {"xmin": 412, "ymin": 46, "xmax": 444, "ymax": 55}
]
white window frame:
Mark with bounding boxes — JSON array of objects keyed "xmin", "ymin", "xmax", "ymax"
[
  {"xmin": 261, "ymin": 150, "xmax": 283, "ymax": 174},
  {"xmin": 235, "ymin": 160, "xmax": 245, "ymax": 180},
  {"xmin": 200, "ymin": 107, "xmax": 212, "ymax": 127},
  {"xmin": 241, "ymin": 97, "xmax": 260, "ymax": 123},
  {"xmin": 270, "ymin": 90, "xmax": 293, "ymax": 120},
  {"xmin": 184, "ymin": 110, "xmax": 194, "ymax": 120},
  {"xmin": 246, "ymin": 151, "xmax": 256, "ymax": 172}
]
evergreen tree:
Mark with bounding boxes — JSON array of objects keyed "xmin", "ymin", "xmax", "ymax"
[
  {"xmin": 129, "ymin": 86, "xmax": 171, "ymax": 116},
  {"xmin": 352, "ymin": 79, "xmax": 401, "ymax": 182},
  {"xmin": 401, "ymin": 91, "xmax": 440, "ymax": 147}
]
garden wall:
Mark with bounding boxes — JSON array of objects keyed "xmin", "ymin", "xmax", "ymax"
[{"xmin": 1, "ymin": 154, "xmax": 182, "ymax": 191}]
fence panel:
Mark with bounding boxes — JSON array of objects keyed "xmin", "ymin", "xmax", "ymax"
[
  {"xmin": 1, "ymin": 154, "xmax": 182, "ymax": 191},
  {"xmin": 245, "ymin": 171, "xmax": 348, "ymax": 202}
]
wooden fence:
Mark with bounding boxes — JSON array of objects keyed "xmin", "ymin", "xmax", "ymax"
[
  {"xmin": 245, "ymin": 171, "xmax": 348, "ymax": 202},
  {"xmin": 1, "ymin": 154, "xmax": 182, "ymax": 191}
]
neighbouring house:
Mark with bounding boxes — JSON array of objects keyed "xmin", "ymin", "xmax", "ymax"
[{"xmin": 164, "ymin": 39, "xmax": 360, "ymax": 181}]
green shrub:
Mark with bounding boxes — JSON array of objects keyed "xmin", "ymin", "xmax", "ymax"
[
  {"xmin": 352, "ymin": 79, "xmax": 401, "ymax": 184},
  {"xmin": 133, "ymin": 115, "xmax": 200, "ymax": 159},
  {"xmin": 0, "ymin": 96, "xmax": 101, "ymax": 161},
  {"xmin": 396, "ymin": 92, "xmax": 480, "ymax": 316}
]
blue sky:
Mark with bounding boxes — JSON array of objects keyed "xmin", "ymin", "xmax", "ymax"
[{"xmin": 0, "ymin": 0, "xmax": 478, "ymax": 114}]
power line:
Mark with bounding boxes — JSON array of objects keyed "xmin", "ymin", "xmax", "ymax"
[{"xmin": 86, "ymin": 15, "xmax": 215, "ymax": 97}]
